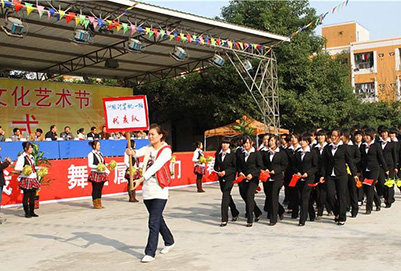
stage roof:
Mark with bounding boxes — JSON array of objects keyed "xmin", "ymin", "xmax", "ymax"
[{"xmin": 0, "ymin": 0, "xmax": 288, "ymax": 84}]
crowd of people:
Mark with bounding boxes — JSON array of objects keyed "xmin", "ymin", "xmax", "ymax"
[
  {"xmin": 0, "ymin": 125, "xmax": 148, "ymax": 141},
  {"xmin": 197, "ymin": 125, "xmax": 401, "ymax": 228}
]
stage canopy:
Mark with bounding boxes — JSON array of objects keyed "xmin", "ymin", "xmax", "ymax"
[
  {"xmin": 0, "ymin": 0, "xmax": 288, "ymax": 84},
  {"xmin": 204, "ymin": 117, "xmax": 289, "ymax": 138}
]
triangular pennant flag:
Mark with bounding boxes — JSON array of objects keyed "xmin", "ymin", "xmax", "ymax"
[
  {"xmin": 153, "ymin": 28, "xmax": 159, "ymax": 37},
  {"xmin": 166, "ymin": 30, "xmax": 172, "ymax": 36},
  {"xmin": 173, "ymin": 32, "xmax": 178, "ymax": 38},
  {"xmin": 1, "ymin": 0, "xmax": 4, "ymax": 8},
  {"xmin": 88, "ymin": 16, "xmax": 95, "ymax": 24},
  {"xmin": 65, "ymin": 12, "xmax": 76, "ymax": 24},
  {"xmin": 4, "ymin": 1, "xmax": 13, "ymax": 8},
  {"xmin": 122, "ymin": 23, "xmax": 129, "ymax": 34},
  {"xmin": 160, "ymin": 29, "xmax": 166, "ymax": 38},
  {"xmin": 14, "ymin": 1, "xmax": 23, "ymax": 13},
  {"xmin": 107, "ymin": 20, "xmax": 113, "ymax": 30},
  {"xmin": 58, "ymin": 9, "xmax": 66, "ymax": 20},
  {"xmin": 113, "ymin": 20, "xmax": 120, "ymax": 29},
  {"xmin": 36, "ymin": 5, "xmax": 44, "ymax": 18},
  {"xmin": 80, "ymin": 15, "xmax": 86, "ymax": 23},
  {"xmin": 75, "ymin": 16, "xmax": 81, "ymax": 26},
  {"xmin": 180, "ymin": 33, "xmax": 185, "ymax": 41},
  {"xmin": 97, "ymin": 18, "xmax": 105, "ymax": 27},
  {"xmin": 84, "ymin": 19, "xmax": 90, "ymax": 28},
  {"xmin": 238, "ymin": 42, "xmax": 243, "ymax": 50},
  {"xmin": 116, "ymin": 25, "xmax": 122, "ymax": 32},
  {"xmin": 216, "ymin": 38, "xmax": 221, "ymax": 45},
  {"xmin": 169, "ymin": 35, "xmax": 174, "ymax": 41},
  {"xmin": 192, "ymin": 35, "xmax": 197, "ymax": 42},
  {"xmin": 176, "ymin": 35, "xmax": 180, "ymax": 42},
  {"xmin": 211, "ymin": 38, "xmax": 215, "ymax": 45},
  {"xmin": 92, "ymin": 20, "xmax": 98, "ymax": 29},
  {"xmin": 48, "ymin": 8, "xmax": 56, "ymax": 17},
  {"xmin": 235, "ymin": 42, "xmax": 241, "ymax": 49},
  {"xmin": 337, "ymin": 3, "xmax": 342, "ymax": 11},
  {"xmin": 205, "ymin": 38, "xmax": 210, "ymax": 45},
  {"xmin": 346, "ymin": 0, "xmax": 349, "ymax": 6},
  {"xmin": 228, "ymin": 41, "xmax": 233, "ymax": 49},
  {"xmin": 186, "ymin": 34, "xmax": 192, "ymax": 43},
  {"xmin": 25, "ymin": 3, "xmax": 34, "ymax": 16},
  {"xmin": 130, "ymin": 24, "xmax": 136, "ymax": 35},
  {"xmin": 137, "ymin": 26, "xmax": 143, "ymax": 33},
  {"xmin": 145, "ymin": 27, "xmax": 150, "ymax": 34}
]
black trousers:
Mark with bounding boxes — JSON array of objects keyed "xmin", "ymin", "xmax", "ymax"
[
  {"xmin": 22, "ymin": 189, "xmax": 37, "ymax": 215},
  {"xmin": 346, "ymin": 175, "xmax": 359, "ymax": 216},
  {"xmin": 363, "ymin": 170, "xmax": 380, "ymax": 212},
  {"xmin": 379, "ymin": 168, "xmax": 395, "ymax": 205},
  {"xmin": 91, "ymin": 181, "xmax": 105, "ymax": 200},
  {"xmin": 264, "ymin": 179, "xmax": 284, "ymax": 223},
  {"xmin": 219, "ymin": 180, "xmax": 239, "ymax": 222},
  {"xmin": 239, "ymin": 180, "xmax": 262, "ymax": 223},
  {"xmin": 297, "ymin": 180, "xmax": 315, "ymax": 224},
  {"xmin": 326, "ymin": 175, "xmax": 348, "ymax": 222},
  {"xmin": 316, "ymin": 181, "xmax": 332, "ymax": 216}
]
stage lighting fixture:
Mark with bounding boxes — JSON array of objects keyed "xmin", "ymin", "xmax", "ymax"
[
  {"xmin": 73, "ymin": 29, "xmax": 92, "ymax": 44},
  {"xmin": 170, "ymin": 46, "xmax": 188, "ymax": 61},
  {"xmin": 127, "ymin": 38, "xmax": 143, "ymax": 52},
  {"xmin": 210, "ymin": 54, "xmax": 225, "ymax": 68},
  {"xmin": 1, "ymin": 17, "xmax": 24, "ymax": 38}
]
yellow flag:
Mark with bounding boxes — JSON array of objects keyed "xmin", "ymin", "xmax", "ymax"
[
  {"xmin": 75, "ymin": 17, "xmax": 80, "ymax": 26},
  {"xmin": 58, "ymin": 10, "xmax": 65, "ymax": 20},
  {"xmin": 25, "ymin": 3, "xmax": 35, "ymax": 16},
  {"xmin": 116, "ymin": 25, "xmax": 122, "ymax": 32}
]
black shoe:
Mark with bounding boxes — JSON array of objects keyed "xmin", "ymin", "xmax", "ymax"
[
  {"xmin": 246, "ymin": 223, "xmax": 253, "ymax": 227},
  {"xmin": 30, "ymin": 213, "xmax": 39, "ymax": 217},
  {"xmin": 385, "ymin": 203, "xmax": 391, "ymax": 208},
  {"xmin": 365, "ymin": 210, "xmax": 371, "ymax": 215},
  {"xmin": 25, "ymin": 214, "xmax": 32, "ymax": 218},
  {"xmin": 337, "ymin": 221, "xmax": 345, "ymax": 226},
  {"xmin": 351, "ymin": 214, "xmax": 357, "ymax": 218},
  {"xmin": 220, "ymin": 222, "xmax": 227, "ymax": 227},
  {"xmin": 298, "ymin": 222, "xmax": 305, "ymax": 226},
  {"xmin": 310, "ymin": 218, "xmax": 315, "ymax": 222},
  {"xmin": 376, "ymin": 206, "xmax": 381, "ymax": 211},
  {"xmin": 334, "ymin": 216, "xmax": 339, "ymax": 222},
  {"xmin": 231, "ymin": 216, "xmax": 238, "ymax": 222},
  {"xmin": 268, "ymin": 222, "xmax": 276, "ymax": 226},
  {"xmin": 255, "ymin": 215, "xmax": 261, "ymax": 222}
]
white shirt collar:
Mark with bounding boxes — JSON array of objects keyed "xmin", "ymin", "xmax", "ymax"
[
  {"xmin": 392, "ymin": 138, "xmax": 399, "ymax": 142},
  {"xmin": 331, "ymin": 140, "xmax": 343, "ymax": 148},
  {"xmin": 269, "ymin": 147, "xmax": 280, "ymax": 153},
  {"xmin": 380, "ymin": 137, "xmax": 391, "ymax": 143},
  {"xmin": 299, "ymin": 146, "xmax": 311, "ymax": 153},
  {"xmin": 219, "ymin": 148, "xmax": 231, "ymax": 155},
  {"xmin": 364, "ymin": 139, "xmax": 375, "ymax": 146},
  {"xmin": 347, "ymin": 141, "xmax": 354, "ymax": 146},
  {"xmin": 244, "ymin": 147, "xmax": 255, "ymax": 155},
  {"xmin": 315, "ymin": 142, "xmax": 327, "ymax": 149}
]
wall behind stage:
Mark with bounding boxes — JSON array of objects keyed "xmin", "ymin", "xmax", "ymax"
[{"xmin": 0, "ymin": 78, "xmax": 133, "ymax": 137}]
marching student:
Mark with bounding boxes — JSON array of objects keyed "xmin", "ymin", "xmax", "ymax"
[
  {"xmin": 378, "ymin": 126, "xmax": 397, "ymax": 208},
  {"xmin": 262, "ymin": 135, "xmax": 288, "ymax": 226},
  {"xmin": 353, "ymin": 130, "xmax": 365, "ymax": 205},
  {"xmin": 132, "ymin": 124, "xmax": 174, "ymax": 263},
  {"xmin": 286, "ymin": 133, "xmax": 302, "ymax": 218},
  {"xmin": 360, "ymin": 128, "xmax": 388, "ymax": 214},
  {"xmin": 214, "ymin": 137, "xmax": 240, "ymax": 227},
  {"xmin": 192, "ymin": 141, "xmax": 206, "ymax": 193},
  {"xmin": 320, "ymin": 129, "xmax": 358, "ymax": 225},
  {"xmin": 342, "ymin": 128, "xmax": 361, "ymax": 217},
  {"xmin": 389, "ymin": 127, "xmax": 401, "ymax": 193},
  {"xmin": 293, "ymin": 133, "xmax": 318, "ymax": 226},
  {"xmin": 87, "ymin": 140, "xmax": 109, "ymax": 209},
  {"xmin": 0, "ymin": 146, "xmax": 11, "ymax": 224},
  {"xmin": 237, "ymin": 134, "xmax": 263, "ymax": 227},
  {"xmin": 314, "ymin": 129, "xmax": 331, "ymax": 219},
  {"xmin": 14, "ymin": 142, "xmax": 40, "ymax": 218}
]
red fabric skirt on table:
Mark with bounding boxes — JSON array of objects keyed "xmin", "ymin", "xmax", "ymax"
[{"xmin": 88, "ymin": 171, "xmax": 109, "ymax": 183}]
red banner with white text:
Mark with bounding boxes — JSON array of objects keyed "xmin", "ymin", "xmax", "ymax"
[{"xmin": 1, "ymin": 152, "xmax": 215, "ymax": 206}]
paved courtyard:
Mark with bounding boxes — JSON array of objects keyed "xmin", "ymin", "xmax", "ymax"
[{"xmin": 1, "ymin": 183, "xmax": 401, "ymax": 271}]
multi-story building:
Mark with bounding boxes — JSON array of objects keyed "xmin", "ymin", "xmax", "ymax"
[{"xmin": 322, "ymin": 21, "xmax": 401, "ymax": 102}]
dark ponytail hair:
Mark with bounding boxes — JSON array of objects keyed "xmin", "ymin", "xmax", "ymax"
[
  {"xmin": 195, "ymin": 141, "xmax": 202, "ymax": 148},
  {"xmin": 88, "ymin": 140, "xmax": 100, "ymax": 150},
  {"xmin": 22, "ymin": 142, "xmax": 32, "ymax": 151},
  {"xmin": 149, "ymin": 123, "xmax": 168, "ymax": 141}
]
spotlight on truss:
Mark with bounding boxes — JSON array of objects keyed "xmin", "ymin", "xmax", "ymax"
[{"xmin": 170, "ymin": 46, "xmax": 188, "ymax": 61}]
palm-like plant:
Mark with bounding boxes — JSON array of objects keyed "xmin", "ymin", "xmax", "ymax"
[{"xmin": 232, "ymin": 115, "xmax": 255, "ymax": 135}]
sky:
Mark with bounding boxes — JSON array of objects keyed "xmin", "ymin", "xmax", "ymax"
[{"xmin": 145, "ymin": 1, "xmax": 401, "ymax": 41}]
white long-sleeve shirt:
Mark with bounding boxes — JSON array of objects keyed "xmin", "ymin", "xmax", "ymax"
[
  {"xmin": 192, "ymin": 148, "xmax": 204, "ymax": 167},
  {"xmin": 87, "ymin": 150, "xmax": 110, "ymax": 174},
  {"xmin": 135, "ymin": 142, "xmax": 172, "ymax": 200},
  {"xmin": 15, "ymin": 153, "xmax": 37, "ymax": 179}
]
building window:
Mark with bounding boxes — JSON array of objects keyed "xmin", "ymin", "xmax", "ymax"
[
  {"xmin": 355, "ymin": 82, "xmax": 375, "ymax": 101},
  {"xmin": 354, "ymin": 52, "xmax": 374, "ymax": 70}
]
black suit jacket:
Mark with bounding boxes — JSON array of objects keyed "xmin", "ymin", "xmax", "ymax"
[
  {"xmin": 321, "ymin": 143, "xmax": 357, "ymax": 178},
  {"xmin": 0, "ymin": 160, "xmax": 10, "ymax": 186},
  {"xmin": 261, "ymin": 150, "xmax": 288, "ymax": 181},
  {"xmin": 347, "ymin": 144, "xmax": 361, "ymax": 173},
  {"xmin": 214, "ymin": 151, "xmax": 236, "ymax": 182},
  {"xmin": 294, "ymin": 149, "xmax": 318, "ymax": 182},
  {"xmin": 360, "ymin": 142, "xmax": 388, "ymax": 172},
  {"xmin": 237, "ymin": 151, "xmax": 263, "ymax": 180},
  {"xmin": 87, "ymin": 132, "xmax": 100, "ymax": 139},
  {"xmin": 378, "ymin": 140, "xmax": 397, "ymax": 171}
]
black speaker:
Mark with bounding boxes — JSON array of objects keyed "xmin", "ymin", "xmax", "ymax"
[{"xmin": 105, "ymin": 59, "xmax": 119, "ymax": 68}]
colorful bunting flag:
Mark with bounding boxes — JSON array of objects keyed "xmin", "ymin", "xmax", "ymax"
[
  {"xmin": 65, "ymin": 12, "xmax": 76, "ymax": 24},
  {"xmin": 36, "ymin": 5, "xmax": 44, "ymax": 18},
  {"xmin": 14, "ymin": 1, "xmax": 23, "ymax": 13},
  {"xmin": 58, "ymin": 9, "xmax": 66, "ymax": 20},
  {"xmin": 122, "ymin": 23, "xmax": 129, "ymax": 34},
  {"xmin": 25, "ymin": 3, "xmax": 34, "ymax": 16},
  {"xmin": 130, "ymin": 24, "xmax": 136, "ymax": 35}
]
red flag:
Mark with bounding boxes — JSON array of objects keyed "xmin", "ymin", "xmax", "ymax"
[
  {"xmin": 233, "ymin": 175, "xmax": 245, "ymax": 184},
  {"xmin": 205, "ymin": 171, "xmax": 219, "ymax": 182},
  {"xmin": 363, "ymin": 178, "xmax": 375, "ymax": 186},
  {"xmin": 65, "ymin": 12, "xmax": 76, "ymax": 24},
  {"xmin": 14, "ymin": 1, "xmax": 23, "ymax": 13},
  {"xmin": 289, "ymin": 175, "xmax": 301, "ymax": 187},
  {"xmin": 259, "ymin": 170, "xmax": 271, "ymax": 182},
  {"xmin": 308, "ymin": 183, "xmax": 319, "ymax": 187}
]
